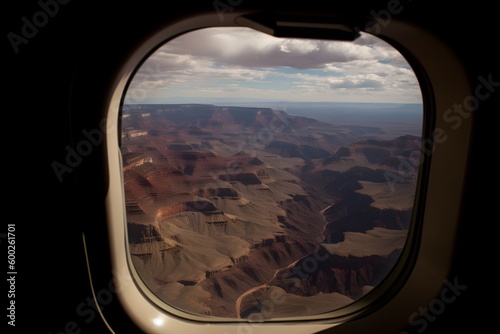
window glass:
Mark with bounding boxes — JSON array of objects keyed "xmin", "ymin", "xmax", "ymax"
[{"xmin": 121, "ymin": 27, "xmax": 422, "ymax": 319}]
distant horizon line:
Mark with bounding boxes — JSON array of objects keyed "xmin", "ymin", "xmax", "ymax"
[
  {"xmin": 123, "ymin": 101, "xmax": 423, "ymax": 106},
  {"xmin": 123, "ymin": 95, "xmax": 422, "ymax": 106}
]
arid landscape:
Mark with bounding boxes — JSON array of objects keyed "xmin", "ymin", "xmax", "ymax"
[{"xmin": 121, "ymin": 103, "xmax": 420, "ymax": 319}]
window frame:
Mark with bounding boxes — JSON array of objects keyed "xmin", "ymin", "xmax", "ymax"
[{"xmin": 98, "ymin": 11, "xmax": 472, "ymax": 334}]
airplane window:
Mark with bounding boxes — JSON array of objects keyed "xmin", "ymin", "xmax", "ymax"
[{"xmin": 120, "ymin": 27, "xmax": 423, "ymax": 321}]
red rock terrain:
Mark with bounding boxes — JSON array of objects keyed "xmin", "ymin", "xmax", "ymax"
[{"xmin": 121, "ymin": 104, "xmax": 419, "ymax": 318}]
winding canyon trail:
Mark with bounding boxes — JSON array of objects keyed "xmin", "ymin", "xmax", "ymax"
[
  {"xmin": 234, "ymin": 238, "xmax": 323, "ymax": 317},
  {"xmin": 234, "ymin": 194, "xmax": 336, "ymax": 318}
]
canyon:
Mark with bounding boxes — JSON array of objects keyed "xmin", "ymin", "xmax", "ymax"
[{"xmin": 121, "ymin": 103, "xmax": 419, "ymax": 319}]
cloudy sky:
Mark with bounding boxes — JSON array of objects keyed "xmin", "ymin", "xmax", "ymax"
[{"xmin": 124, "ymin": 27, "xmax": 422, "ymax": 104}]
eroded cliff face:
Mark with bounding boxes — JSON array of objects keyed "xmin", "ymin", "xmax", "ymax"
[
  {"xmin": 269, "ymin": 248, "xmax": 403, "ymax": 298},
  {"xmin": 121, "ymin": 104, "xmax": 419, "ymax": 319},
  {"xmin": 249, "ymin": 135, "xmax": 416, "ymax": 315},
  {"xmin": 125, "ymin": 170, "xmax": 328, "ymax": 317},
  {"xmin": 233, "ymin": 190, "xmax": 410, "ymax": 319},
  {"xmin": 321, "ymin": 191, "xmax": 412, "ymax": 243}
]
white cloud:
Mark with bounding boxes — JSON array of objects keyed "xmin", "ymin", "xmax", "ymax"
[{"xmin": 125, "ymin": 27, "xmax": 422, "ymax": 103}]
